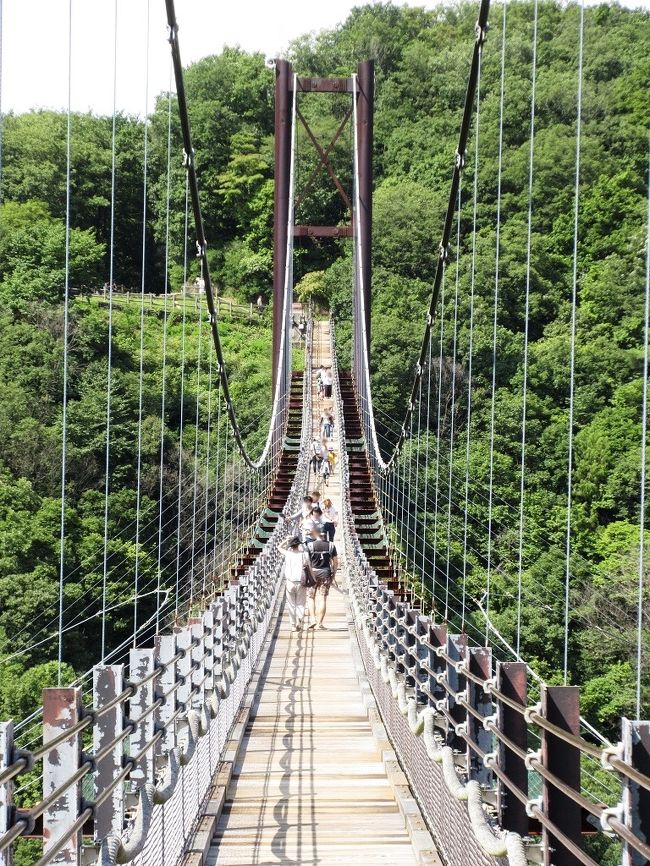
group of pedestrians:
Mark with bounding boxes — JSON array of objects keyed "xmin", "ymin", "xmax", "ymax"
[
  {"xmin": 310, "ymin": 438, "xmax": 336, "ymax": 485},
  {"xmin": 279, "ymin": 356, "xmax": 343, "ymax": 632},
  {"xmin": 280, "ymin": 492, "xmax": 339, "ymax": 631}
]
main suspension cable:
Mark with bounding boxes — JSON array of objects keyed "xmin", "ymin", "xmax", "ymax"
[
  {"xmin": 165, "ymin": 0, "xmax": 294, "ymax": 470},
  {"xmin": 351, "ymin": 0, "xmax": 490, "ymax": 472}
]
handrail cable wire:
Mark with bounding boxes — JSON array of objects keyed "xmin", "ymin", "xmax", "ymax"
[
  {"xmin": 486, "ymin": 3, "xmax": 505, "ymax": 644},
  {"xmin": 57, "ymin": 0, "xmax": 73, "ymax": 685},
  {"xmin": 156, "ymin": 62, "xmax": 175, "ymax": 634},
  {"xmin": 1, "ymin": 407, "xmax": 261, "ymax": 661},
  {"xmin": 432, "ymin": 270, "xmax": 446, "ymax": 609},
  {"xmin": 189, "ymin": 261, "xmax": 204, "ymax": 609},
  {"xmin": 101, "ymin": 0, "xmax": 119, "ymax": 660},
  {"xmin": 421, "ymin": 328, "xmax": 433, "ymax": 598},
  {"xmin": 564, "ymin": 0, "xmax": 585, "ymax": 685},
  {"xmin": 134, "ymin": 0, "xmax": 151, "ymax": 646},
  {"xmin": 518, "ymin": 0, "xmax": 538, "ymax": 656},
  {"xmin": 175, "ymin": 176, "xmax": 190, "ymax": 619},
  {"xmin": 638, "ymin": 139, "xmax": 650, "ymax": 716},
  {"xmin": 446, "ymin": 181, "xmax": 462, "ymax": 621},
  {"xmin": 202, "ymin": 334, "xmax": 214, "ymax": 597},
  {"xmin": 462, "ymin": 44, "xmax": 482, "ymax": 633}
]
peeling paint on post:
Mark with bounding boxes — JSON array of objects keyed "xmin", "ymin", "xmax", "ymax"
[
  {"xmin": 189, "ymin": 620, "xmax": 205, "ymax": 711},
  {"xmin": 202, "ymin": 610, "xmax": 215, "ymax": 699},
  {"xmin": 92, "ymin": 665, "xmax": 124, "ymax": 841},
  {"xmin": 0, "ymin": 722, "xmax": 14, "ymax": 866},
  {"xmin": 156, "ymin": 634, "xmax": 177, "ymax": 753},
  {"xmin": 211, "ymin": 601, "xmax": 225, "ymax": 682},
  {"xmin": 176, "ymin": 628, "xmax": 192, "ymax": 711},
  {"xmin": 43, "ymin": 687, "xmax": 82, "ymax": 865},
  {"xmin": 622, "ymin": 718, "xmax": 650, "ymax": 866},
  {"xmin": 129, "ymin": 650, "xmax": 155, "ymax": 787}
]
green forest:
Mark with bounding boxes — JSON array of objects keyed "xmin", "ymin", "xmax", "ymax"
[{"xmin": 0, "ymin": 0, "xmax": 649, "ymax": 781}]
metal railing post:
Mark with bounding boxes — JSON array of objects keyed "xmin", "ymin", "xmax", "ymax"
[
  {"xmin": 43, "ymin": 687, "xmax": 83, "ymax": 865},
  {"xmin": 129, "ymin": 650, "xmax": 156, "ymax": 787},
  {"xmin": 446, "ymin": 634, "xmax": 467, "ymax": 752},
  {"xmin": 428, "ymin": 624, "xmax": 447, "ymax": 708},
  {"xmin": 622, "ymin": 718, "xmax": 650, "ymax": 866},
  {"xmin": 93, "ymin": 665, "xmax": 125, "ymax": 840},
  {"xmin": 0, "ymin": 723, "xmax": 14, "ymax": 866},
  {"xmin": 190, "ymin": 619, "xmax": 206, "ymax": 711},
  {"xmin": 496, "ymin": 661, "xmax": 528, "ymax": 835},
  {"xmin": 541, "ymin": 685, "xmax": 581, "ymax": 866},
  {"xmin": 156, "ymin": 634, "xmax": 178, "ymax": 753},
  {"xmin": 466, "ymin": 647, "xmax": 492, "ymax": 785}
]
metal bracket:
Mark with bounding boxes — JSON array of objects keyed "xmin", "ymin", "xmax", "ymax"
[
  {"xmin": 475, "ymin": 20, "xmax": 489, "ymax": 46},
  {"xmin": 525, "ymin": 796, "xmax": 542, "ymax": 819}
]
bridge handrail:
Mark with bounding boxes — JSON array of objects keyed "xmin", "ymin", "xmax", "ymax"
[
  {"xmin": 0, "ymin": 335, "xmax": 315, "ymax": 863},
  {"xmin": 331, "ymin": 322, "xmax": 650, "ymax": 866}
]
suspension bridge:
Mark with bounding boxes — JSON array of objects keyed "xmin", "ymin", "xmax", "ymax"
[{"xmin": 1, "ymin": 0, "xmax": 649, "ymax": 865}]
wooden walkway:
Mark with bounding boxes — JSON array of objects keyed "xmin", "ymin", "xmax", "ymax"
[{"xmin": 206, "ymin": 321, "xmax": 421, "ymax": 866}]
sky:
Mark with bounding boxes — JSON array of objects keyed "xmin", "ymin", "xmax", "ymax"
[{"xmin": 2, "ymin": 0, "xmax": 649, "ymax": 118}]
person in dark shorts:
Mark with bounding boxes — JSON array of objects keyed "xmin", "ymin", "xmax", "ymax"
[{"xmin": 306, "ymin": 525, "xmax": 338, "ymax": 630}]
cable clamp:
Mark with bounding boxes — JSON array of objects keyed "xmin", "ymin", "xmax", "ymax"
[
  {"xmin": 600, "ymin": 801, "xmax": 624, "ymax": 834},
  {"xmin": 482, "ymin": 676, "xmax": 496, "ymax": 695},
  {"xmin": 483, "ymin": 750, "xmax": 498, "ymax": 768},
  {"xmin": 475, "ymin": 20, "xmax": 489, "ymax": 46},
  {"xmin": 454, "ymin": 720, "xmax": 468, "ymax": 737},
  {"xmin": 525, "ymin": 796, "xmax": 542, "ymax": 819},
  {"xmin": 438, "ymin": 242, "xmax": 450, "ymax": 263},
  {"xmin": 167, "ymin": 24, "xmax": 178, "ymax": 46},
  {"xmin": 13, "ymin": 748, "xmax": 35, "ymax": 774},
  {"xmin": 523, "ymin": 701, "xmax": 542, "ymax": 725},
  {"xmin": 10, "ymin": 806, "xmax": 36, "ymax": 836},
  {"xmin": 182, "ymin": 149, "xmax": 192, "ymax": 168},
  {"xmin": 81, "ymin": 751, "xmax": 97, "ymax": 774},
  {"xmin": 524, "ymin": 748, "xmax": 542, "ymax": 772},
  {"xmin": 601, "ymin": 740, "xmax": 624, "ymax": 771},
  {"xmin": 482, "ymin": 712, "xmax": 498, "ymax": 732},
  {"xmin": 455, "ymin": 149, "xmax": 466, "ymax": 171}
]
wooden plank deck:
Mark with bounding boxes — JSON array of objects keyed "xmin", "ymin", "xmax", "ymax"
[
  {"xmin": 207, "ymin": 592, "xmax": 420, "ymax": 866},
  {"xmin": 206, "ymin": 321, "xmax": 421, "ymax": 866}
]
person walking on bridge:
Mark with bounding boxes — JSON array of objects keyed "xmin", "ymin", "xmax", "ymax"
[
  {"xmin": 279, "ymin": 535, "xmax": 309, "ymax": 631},
  {"xmin": 321, "ymin": 498, "xmax": 338, "ymax": 541},
  {"xmin": 306, "ymin": 525, "xmax": 338, "ymax": 630},
  {"xmin": 322, "ymin": 367, "xmax": 333, "ymax": 399}
]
